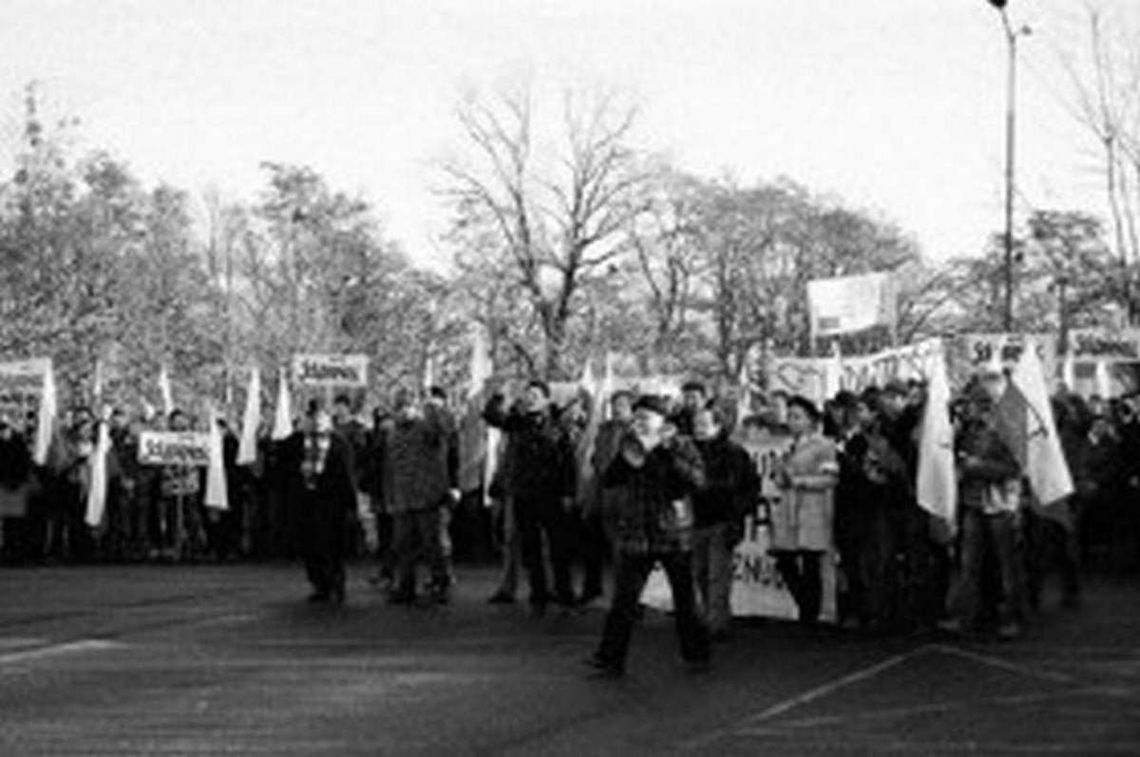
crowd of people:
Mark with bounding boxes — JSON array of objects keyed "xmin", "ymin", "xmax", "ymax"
[{"xmin": 1, "ymin": 368, "xmax": 1139, "ymax": 678}]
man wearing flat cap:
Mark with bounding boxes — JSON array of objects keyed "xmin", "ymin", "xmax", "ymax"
[{"xmin": 585, "ymin": 395, "xmax": 710, "ymax": 679}]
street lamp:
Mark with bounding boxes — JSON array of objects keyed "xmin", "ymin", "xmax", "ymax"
[{"xmin": 987, "ymin": 0, "xmax": 1031, "ymax": 331}]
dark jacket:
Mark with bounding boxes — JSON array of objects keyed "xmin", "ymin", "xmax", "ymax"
[
  {"xmin": 602, "ymin": 433, "xmax": 706, "ymax": 555},
  {"xmin": 483, "ymin": 396, "xmax": 576, "ymax": 504},
  {"xmin": 955, "ymin": 414, "xmax": 1021, "ymax": 512},
  {"xmin": 692, "ymin": 435, "xmax": 760, "ymax": 529},
  {"xmin": 281, "ymin": 431, "xmax": 357, "ymax": 558},
  {"xmin": 380, "ymin": 406, "xmax": 455, "ymax": 514}
]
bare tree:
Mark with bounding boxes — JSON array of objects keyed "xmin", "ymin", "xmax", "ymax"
[
  {"xmin": 441, "ymin": 81, "xmax": 651, "ymax": 378},
  {"xmin": 1060, "ymin": 2, "xmax": 1140, "ymax": 320}
]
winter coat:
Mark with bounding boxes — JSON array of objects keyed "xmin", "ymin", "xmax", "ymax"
[
  {"xmin": 769, "ymin": 431, "xmax": 838, "ymax": 553},
  {"xmin": 601, "ymin": 432, "xmax": 705, "ymax": 555},
  {"xmin": 483, "ymin": 396, "xmax": 576, "ymax": 505},
  {"xmin": 380, "ymin": 407, "xmax": 454, "ymax": 514},
  {"xmin": 692, "ymin": 434, "xmax": 760, "ymax": 529},
  {"xmin": 281, "ymin": 431, "xmax": 356, "ymax": 558},
  {"xmin": 955, "ymin": 414, "xmax": 1021, "ymax": 513}
]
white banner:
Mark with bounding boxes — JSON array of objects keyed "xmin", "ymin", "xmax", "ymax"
[
  {"xmin": 767, "ymin": 338, "xmax": 943, "ymax": 403},
  {"xmin": 137, "ymin": 431, "xmax": 212, "ymax": 467},
  {"xmin": 640, "ymin": 436, "xmax": 836, "ymax": 621},
  {"xmin": 807, "ymin": 272, "xmax": 896, "ymax": 338},
  {"xmin": 292, "ymin": 354, "xmax": 369, "ymax": 388},
  {"xmin": 958, "ymin": 333, "xmax": 1055, "ymax": 379}
]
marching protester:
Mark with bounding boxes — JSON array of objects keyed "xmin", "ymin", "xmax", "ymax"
[
  {"xmin": 379, "ymin": 388, "xmax": 457, "ymax": 605},
  {"xmin": 944, "ymin": 373, "xmax": 1026, "ymax": 640},
  {"xmin": 426, "ymin": 386, "xmax": 461, "ymax": 596},
  {"xmin": 770, "ymin": 396, "xmax": 840, "ymax": 627},
  {"xmin": 585, "ymin": 395, "xmax": 709, "ymax": 679},
  {"xmin": 691, "ymin": 403, "xmax": 759, "ymax": 641},
  {"xmin": 483, "ymin": 380, "xmax": 578, "ymax": 616},
  {"xmin": 282, "ymin": 401, "xmax": 357, "ymax": 605},
  {"xmin": 580, "ymin": 389, "xmax": 636, "ymax": 607}
]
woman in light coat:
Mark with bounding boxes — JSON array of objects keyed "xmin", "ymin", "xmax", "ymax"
[{"xmin": 770, "ymin": 395, "xmax": 839, "ymax": 625}]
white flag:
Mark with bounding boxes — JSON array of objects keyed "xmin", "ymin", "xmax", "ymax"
[
  {"xmin": 271, "ymin": 367, "xmax": 293, "ymax": 440},
  {"xmin": 916, "ymin": 352, "xmax": 957, "ymax": 529},
  {"xmin": 468, "ymin": 325, "xmax": 492, "ymax": 401},
  {"xmin": 822, "ymin": 341, "xmax": 843, "ymax": 399},
  {"xmin": 1095, "ymin": 360, "xmax": 1113, "ymax": 399},
  {"xmin": 158, "ymin": 364, "xmax": 174, "ymax": 418},
  {"xmin": 237, "ymin": 367, "xmax": 261, "ymax": 465},
  {"xmin": 1061, "ymin": 352, "xmax": 1076, "ymax": 394},
  {"xmin": 32, "ymin": 361, "xmax": 57, "ymax": 466},
  {"xmin": 1010, "ymin": 346, "xmax": 1075, "ymax": 507},
  {"xmin": 84, "ymin": 408, "xmax": 112, "ymax": 527},
  {"xmin": 205, "ymin": 405, "xmax": 229, "ymax": 511}
]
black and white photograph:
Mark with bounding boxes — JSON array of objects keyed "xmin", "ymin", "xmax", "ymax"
[{"xmin": 1, "ymin": 1, "xmax": 1138, "ymax": 754}]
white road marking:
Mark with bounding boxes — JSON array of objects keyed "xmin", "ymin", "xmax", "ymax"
[
  {"xmin": 930, "ymin": 643, "xmax": 1078, "ymax": 684},
  {"xmin": 679, "ymin": 646, "xmax": 931, "ymax": 751},
  {"xmin": 0, "ymin": 639, "xmax": 121, "ymax": 666}
]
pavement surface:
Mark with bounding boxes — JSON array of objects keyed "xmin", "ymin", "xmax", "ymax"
[{"xmin": 0, "ymin": 562, "xmax": 1138, "ymax": 756}]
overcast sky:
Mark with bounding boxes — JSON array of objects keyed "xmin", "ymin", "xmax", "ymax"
[{"xmin": 0, "ymin": 0, "xmax": 1131, "ymax": 269}]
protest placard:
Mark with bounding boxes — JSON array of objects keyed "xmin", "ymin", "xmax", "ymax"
[
  {"xmin": 292, "ymin": 354, "xmax": 368, "ymax": 388},
  {"xmin": 137, "ymin": 431, "xmax": 212, "ymax": 467}
]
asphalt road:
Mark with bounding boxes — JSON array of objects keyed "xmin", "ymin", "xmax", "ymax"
[{"xmin": 1, "ymin": 562, "xmax": 1138, "ymax": 756}]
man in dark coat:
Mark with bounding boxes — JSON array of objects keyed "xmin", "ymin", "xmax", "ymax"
[
  {"xmin": 380, "ymin": 388, "xmax": 456, "ymax": 605},
  {"xmin": 691, "ymin": 404, "xmax": 759, "ymax": 641},
  {"xmin": 484, "ymin": 380, "xmax": 577, "ymax": 615},
  {"xmin": 282, "ymin": 403, "xmax": 357, "ymax": 604},
  {"xmin": 586, "ymin": 395, "xmax": 710, "ymax": 679}
]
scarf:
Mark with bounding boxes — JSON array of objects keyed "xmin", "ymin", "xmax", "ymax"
[{"xmin": 301, "ymin": 432, "xmax": 331, "ymax": 490}]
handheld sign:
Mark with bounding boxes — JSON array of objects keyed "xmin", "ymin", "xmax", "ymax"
[
  {"xmin": 292, "ymin": 354, "xmax": 368, "ymax": 388},
  {"xmin": 138, "ymin": 431, "xmax": 211, "ymax": 467}
]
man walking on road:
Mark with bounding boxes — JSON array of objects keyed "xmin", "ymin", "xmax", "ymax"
[{"xmin": 586, "ymin": 395, "xmax": 710, "ymax": 679}]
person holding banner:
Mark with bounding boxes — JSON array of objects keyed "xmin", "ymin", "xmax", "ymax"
[
  {"xmin": 282, "ymin": 402, "xmax": 357, "ymax": 605},
  {"xmin": 151, "ymin": 410, "xmax": 206, "ymax": 562},
  {"xmin": 770, "ymin": 396, "xmax": 839, "ymax": 627},
  {"xmin": 585, "ymin": 396, "xmax": 709, "ymax": 679}
]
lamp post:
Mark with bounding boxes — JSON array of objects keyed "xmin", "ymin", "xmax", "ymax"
[{"xmin": 988, "ymin": 0, "xmax": 1030, "ymax": 331}]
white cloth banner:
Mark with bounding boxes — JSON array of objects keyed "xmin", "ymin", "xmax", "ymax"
[
  {"xmin": 767, "ymin": 339, "xmax": 943, "ymax": 404},
  {"xmin": 807, "ymin": 271, "xmax": 896, "ymax": 338}
]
